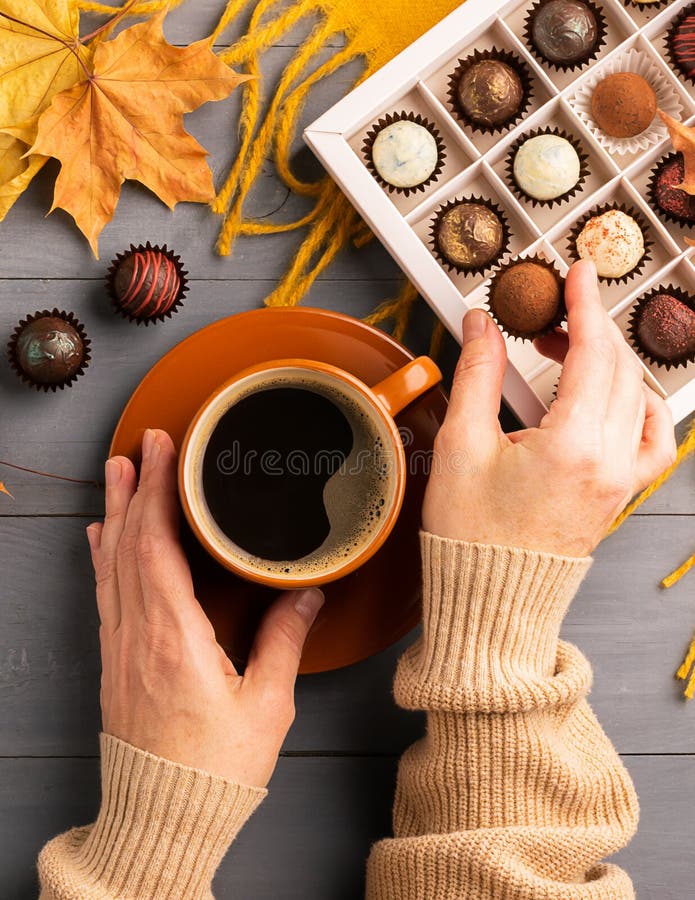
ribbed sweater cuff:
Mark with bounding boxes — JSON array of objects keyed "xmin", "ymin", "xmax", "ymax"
[
  {"xmin": 39, "ymin": 733, "xmax": 266, "ymax": 899},
  {"xmin": 395, "ymin": 533, "xmax": 593, "ymax": 713}
]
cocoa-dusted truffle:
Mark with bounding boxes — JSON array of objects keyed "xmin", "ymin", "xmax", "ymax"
[
  {"xmin": 435, "ymin": 202, "xmax": 505, "ymax": 270},
  {"xmin": 591, "ymin": 73, "xmax": 656, "ymax": 138},
  {"xmin": 633, "ymin": 293, "xmax": 695, "ymax": 365},
  {"xmin": 489, "ymin": 261, "xmax": 563, "ymax": 337},
  {"xmin": 670, "ymin": 11, "xmax": 695, "ymax": 80},
  {"xmin": 456, "ymin": 60, "xmax": 524, "ymax": 128},
  {"xmin": 8, "ymin": 309, "xmax": 89, "ymax": 390},
  {"xmin": 530, "ymin": 0, "xmax": 599, "ymax": 66},
  {"xmin": 107, "ymin": 243, "xmax": 188, "ymax": 323},
  {"xmin": 651, "ymin": 154, "xmax": 695, "ymax": 224}
]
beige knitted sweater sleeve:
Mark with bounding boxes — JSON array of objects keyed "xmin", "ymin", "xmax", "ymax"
[
  {"xmin": 366, "ymin": 532, "xmax": 639, "ymax": 900},
  {"xmin": 38, "ymin": 533, "xmax": 638, "ymax": 899}
]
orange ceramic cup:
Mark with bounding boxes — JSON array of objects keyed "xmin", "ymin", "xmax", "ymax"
[{"xmin": 178, "ymin": 356, "xmax": 442, "ymax": 589}]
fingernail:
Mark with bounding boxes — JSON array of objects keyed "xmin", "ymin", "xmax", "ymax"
[
  {"xmin": 105, "ymin": 458, "xmax": 121, "ymax": 487},
  {"xmin": 142, "ymin": 429, "xmax": 155, "ymax": 463},
  {"xmin": 583, "ymin": 258, "xmax": 597, "ymax": 278},
  {"xmin": 294, "ymin": 588, "xmax": 325, "ymax": 623},
  {"xmin": 462, "ymin": 309, "xmax": 487, "ymax": 344},
  {"xmin": 86, "ymin": 524, "xmax": 100, "ymax": 551}
]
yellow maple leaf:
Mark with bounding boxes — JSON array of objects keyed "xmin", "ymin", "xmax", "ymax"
[
  {"xmin": 22, "ymin": 10, "xmax": 250, "ymax": 256},
  {"xmin": 658, "ymin": 109, "xmax": 695, "ymax": 195},
  {"xmin": 0, "ymin": 481, "xmax": 13, "ymax": 499},
  {"xmin": 0, "ymin": 0, "xmax": 91, "ymax": 218}
]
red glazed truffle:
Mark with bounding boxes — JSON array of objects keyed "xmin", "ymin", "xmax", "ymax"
[
  {"xmin": 670, "ymin": 10, "xmax": 695, "ymax": 80},
  {"xmin": 107, "ymin": 243, "xmax": 188, "ymax": 323}
]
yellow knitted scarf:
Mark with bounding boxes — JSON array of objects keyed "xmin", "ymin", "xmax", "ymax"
[{"xmin": 79, "ymin": 0, "xmax": 695, "ymax": 694}]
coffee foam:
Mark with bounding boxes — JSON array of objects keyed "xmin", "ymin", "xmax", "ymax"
[{"xmin": 186, "ymin": 368, "xmax": 400, "ymax": 580}]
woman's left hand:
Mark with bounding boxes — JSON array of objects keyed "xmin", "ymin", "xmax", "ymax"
[{"xmin": 87, "ymin": 428, "xmax": 324, "ymax": 788}]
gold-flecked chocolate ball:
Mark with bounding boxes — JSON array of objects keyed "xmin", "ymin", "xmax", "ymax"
[
  {"xmin": 436, "ymin": 202, "xmax": 505, "ymax": 270},
  {"xmin": 457, "ymin": 60, "xmax": 524, "ymax": 128}
]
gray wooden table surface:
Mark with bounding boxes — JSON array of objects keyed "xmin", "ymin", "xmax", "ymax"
[{"xmin": 0, "ymin": 4, "xmax": 693, "ymax": 897}]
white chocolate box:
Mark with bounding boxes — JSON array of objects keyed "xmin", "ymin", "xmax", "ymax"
[{"xmin": 304, "ymin": 0, "xmax": 695, "ymax": 426}]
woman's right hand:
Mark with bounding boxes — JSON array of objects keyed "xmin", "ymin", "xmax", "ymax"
[{"xmin": 422, "ymin": 259, "xmax": 677, "ymax": 558}]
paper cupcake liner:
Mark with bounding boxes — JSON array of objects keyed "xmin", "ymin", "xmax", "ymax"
[
  {"xmin": 647, "ymin": 152, "xmax": 695, "ymax": 229},
  {"xmin": 506, "ymin": 126, "xmax": 589, "ymax": 208},
  {"xmin": 485, "ymin": 254, "xmax": 567, "ymax": 341},
  {"xmin": 622, "ymin": 0, "xmax": 670, "ymax": 9},
  {"xmin": 569, "ymin": 47, "xmax": 684, "ymax": 156},
  {"xmin": 7, "ymin": 308, "xmax": 91, "ymax": 392},
  {"xmin": 666, "ymin": 3, "xmax": 695, "ymax": 85},
  {"xmin": 106, "ymin": 242, "xmax": 188, "ymax": 325},
  {"xmin": 446, "ymin": 48, "xmax": 533, "ymax": 136},
  {"xmin": 429, "ymin": 195, "xmax": 511, "ymax": 276},
  {"xmin": 524, "ymin": 0, "xmax": 606, "ymax": 72},
  {"xmin": 567, "ymin": 202, "xmax": 653, "ymax": 285},
  {"xmin": 362, "ymin": 111, "xmax": 446, "ymax": 197},
  {"xmin": 627, "ymin": 283, "xmax": 695, "ymax": 369}
]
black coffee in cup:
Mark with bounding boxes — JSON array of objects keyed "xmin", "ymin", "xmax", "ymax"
[{"xmin": 199, "ymin": 373, "xmax": 394, "ymax": 576}]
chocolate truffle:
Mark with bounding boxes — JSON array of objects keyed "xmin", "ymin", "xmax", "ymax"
[
  {"xmin": 530, "ymin": 0, "xmax": 599, "ymax": 66},
  {"xmin": 670, "ymin": 12, "xmax": 695, "ymax": 80},
  {"xmin": 456, "ymin": 60, "xmax": 524, "ymax": 128},
  {"xmin": 634, "ymin": 293, "xmax": 695, "ymax": 365},
  {"xmin": 371, "ymin": 120, "xmax": 439, "ymax": 189},
  {"xmin": 107, "ymin": 243, "xmax": 187, "ymax": 323},
  {"xmin": 489, "ymin": 261, "xmax": 562, "ymax": 337},
  {"xmin": 575, "ymin": 210, "xmax": 645, "ymax": 279},
  {"xmin": 651, "ymin": 155, "xmax": 695, "ymax": 224},
  {"xmin": 435, "ymin": 202, "xmax": 505, "ymax": 270},
  {"xmin": 513, "ymin": 134, "xmax": 581, "ymax": 201},
  {"xmin": 591, "ymin": 73, "xmax": 656, "ymax": 138},
  {"xmin": 8, "ymin": 310, "xmax": 88, "ymax": 389}
]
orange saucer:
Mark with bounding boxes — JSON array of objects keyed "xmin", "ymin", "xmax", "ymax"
[{"xmin": 110, "ymin": 307, "xmax": 447, "ymax": 673}]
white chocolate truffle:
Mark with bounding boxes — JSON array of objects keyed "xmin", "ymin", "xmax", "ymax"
[
  {"xmin": 576, "ymin": 209, "xmax": 644, "ymax": 278},
  {"xmin": 371, "ymin": 120, "xmax": 439, "ymax": 189},
  {"xmin": 513, "ymin": 134, "xmax": 581, "ymax": 201}
]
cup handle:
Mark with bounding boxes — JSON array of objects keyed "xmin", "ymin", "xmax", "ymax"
[{"xmin": 370, "ymin": 356, "xmax": 443, "ymax": 418}]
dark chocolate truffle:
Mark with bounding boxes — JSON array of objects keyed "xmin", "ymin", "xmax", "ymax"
[
  {"xmin": 457, "ymin": 60, "xmax": 524, "ymax": 128},
  {"xmin": 590, "ymin": 73, "xmax": 656, "ymax": 139},
  {"xmin": 530, "ymin": 0, "xmax": 598, "ymax": 66},
  {"xmin": 435, "ymin": 202, "xmax": 505, "ymax": 270},
  {"xmin": 651, "ymin": 155, "xmax": 695, "ymax": 224},
  {"xmin": 8, "ymin": 310, "xmax": 89, "ymax": 390},
  {"xmin": 634, "ymin": 293, "xmax": 695, "ymax": 365},
  {"xmin": 489, "ymin": 261, "xmax": 562, "ymax": 337},
  {"xmin": 107, "ymin": 243, "xmax": 187, "ymax": 323},
  {"xmin": 670, "ymin": 11, "xmax": 695, "ymax": 80}
]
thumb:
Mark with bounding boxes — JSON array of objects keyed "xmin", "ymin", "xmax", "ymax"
[
  {"xmin": 447, "ymin": 309, "xmax": 507, "ymax": 443},
  {"xmin": 246, "ymin": 588, "xmax": 325, "ymax": 692}
]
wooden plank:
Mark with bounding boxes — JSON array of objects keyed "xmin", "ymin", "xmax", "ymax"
[
  {"xmin": 0, "ymin": 278, "xmax": 415, "ymax": 515},
  {"xmin": 0, "ymin": 515, "xmax": 692, "ymax": 757},
  {"xmin": 0, "ymin": 755, "xmax": 691, "ymax": 899},
  {"xmin": 1, "ymin": 279, "xmax": 690, "ymax": 515}
]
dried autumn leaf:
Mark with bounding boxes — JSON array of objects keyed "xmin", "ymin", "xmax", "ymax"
[
  {"xmin": 0, "ymin": 0, "xmax": 91, "ymax": 218},
  {"xmin": 0, "ymin": 481, "xmax": 13, "ymax": 499},
  {"xmin": 658, "ymin": 110, "xmax": 695, "ymax": 195},
  {"xmin": 23, "ymin": 10, "xmax": 250, "ymax": 256}
]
